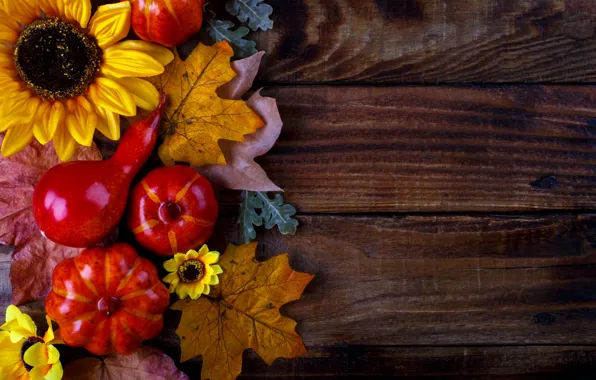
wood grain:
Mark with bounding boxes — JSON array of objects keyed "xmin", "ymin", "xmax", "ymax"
[
  {"xmin": 253, "ymin": 0, "xmax": 596, "ymax": 83},
  {"xmin": 211, "ymin": 214, "xmax": 596, "ymax": 346},
  {"xmin": 221, "ymin": 85, "xmax": 596, "ymax": 213}
]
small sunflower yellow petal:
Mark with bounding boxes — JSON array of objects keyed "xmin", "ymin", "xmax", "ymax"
[
  {"xmin": 203, "ymin": 252, "xmax": 220, "ymax": 265},
  {"xmin": 64, "ymin": 0, "xmax": 91, "ymax": 28},
  {"xmin": 163, "ymin": 272, "xmax": 178, "ymax": 284},
  {"xmin": 89, "ymin": 77, "xmax": 137, "ymax": 117},
  {"xmin": 114, "ymin": 77, "xmax": 160, "ymax": 111},
  {"xmin": 163, "ymin": 258, "xmax": 179, "ymax": 273},
  {"xmin": 174, "ymin": 253, "xmax": 187, "ymax": 265},
  {"xmin": 53, "ymin": 125, "xmax": 77, "ymax": 162},
  {"xmin": 32, "ymin": 102, "xmax": 54, "ymax": 145},
  {"xmin": 29, "ymin": 364, "xmax": 51, "ymax": 380},
  {"xmin": 94, "ymin": 104, "xmax": 121, "ymax": 141},
  {"xmin": 110, "ymin": 40, "xmax": 174, "ymax": 66},
  {"xmin": 1, "ymin": 123, "xmax": 34, "ymax": 157},
  {"xmin": 208, "ymin": 274, "xmax": 220, "ymax": 286},
  {"xmin": 211, "ymin": 265, "xmax": 223, "ymax": 275},
  {"xmin": 202, "ymin": 284, "xmax": 211, "ymax": 295},
  {"xmin": 88, "ymin": 2, "xmax": 131, "ymax": 49},
  {"xmin": 66, "ymin": 97, "xmax": 98, "ymax": 147},
  {"xmin": 198, "ymin": 245, "xmax": 210, "ymax": 257},
  {"xmin": 102, "ymin": 48, "xmax": 164, "ymax": 78},
  {"xmin": 24, "ymin": 342, "xmax": 49, "ymax": 367},
  {"xmin": 177, "ymin": 285, "xmax": 190, "ymax": 299},
  {"xmin": 44, "ymin": 361, "xmax": 63, "ymax": 380},
  {"xmin": 43, "ymin": 316, "xmax": 55, "ymax": 344},
  {"xmin": 187, "ymin": 250, "xmax": 199, "ymax": 259},
  {"xmin": 189, "ymin": 284, "xmax": 204, "ymax": 299}
]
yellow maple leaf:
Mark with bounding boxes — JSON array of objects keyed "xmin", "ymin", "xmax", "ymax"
[
  {"xmin": 171, "ymin": 242, "xmax": 314, "ymax": 380},
  {"xmin": 148, "ymin": 41, "xmax": 264, "ymax": 167}
]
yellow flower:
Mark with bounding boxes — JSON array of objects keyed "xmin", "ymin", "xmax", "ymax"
[
  {"xmin": 0, "ymin": 305, "xmax": 63, "ymax": 380},
  {"xmin": 0, "ymin": 0, "xmax": 174, "ymax": 161},
  {"xmin": 163, "ymin": 245, "xmax": 223, "ymax": 299}
]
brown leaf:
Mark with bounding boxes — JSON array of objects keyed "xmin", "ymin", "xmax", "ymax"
[
  {"xmin": 172, "ymin": 243, "xmax": 314, "ymax": 380},
  {"xmin": 0, "ymin": 136, "xmax": 101, "ymax": 304},
  {"xmin": 63, "ymin": 346, "xmax": 188, "ymax": 380},
  {"xmin": 218, "ymin": 51, "xmax": 265, "ymax": 101},
  {"xmin": 197, "ymin": 90, "xmax": 283, "ymax": 192}
]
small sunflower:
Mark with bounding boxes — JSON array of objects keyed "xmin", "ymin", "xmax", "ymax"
[
  {"xmin": 0, "ymin": 0, "xmax": 174, "ymax": 161},
  {"xmin": 0, "ymin": 305, "xmax": 63, "ymax": 380},
  {"xmin": 163, "ymin": 245, "xmax": 223, "ymax": 300}
]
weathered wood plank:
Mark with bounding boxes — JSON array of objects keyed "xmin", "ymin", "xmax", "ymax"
[
  {"xmin": 253, "ymin": 0, "xmax": 596, "ymax": 83},
  {"xmin": 224, "ymin": 86, "xmax": 596, "ymax": 213},
  {"xmin": 213, "ymin": 214, "xmax": 596, "ymax": 346},
  {"xmin": 176, "ymin": 346, "xmax": 596, "ymax": 378}
]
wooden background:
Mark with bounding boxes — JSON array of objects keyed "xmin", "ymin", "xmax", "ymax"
[{"xmin": 5, "ymin": 0, "xmax": 596, "ymax": 378}]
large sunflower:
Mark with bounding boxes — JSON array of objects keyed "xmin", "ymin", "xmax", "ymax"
[{"xmin": 0, "ymin": 0, "xmax": 173, "ymax": 161}]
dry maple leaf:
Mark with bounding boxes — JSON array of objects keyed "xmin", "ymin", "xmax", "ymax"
[
  {"xmin": 198, "ymin": 51, "xmax": 283, "ymax": 192},
  {"xmin": 63, "ymin": 346, "xmax": 188, "ymax": 380},
  {"xmin": 148, "ymin": 41, "xmax": 264, "ymax": 167},
  {"xmin": 172, "ymin": 242, "xmax": 314, "ymax": 380},
  {"xmin": 0, "ymin": 136, "xmax": 101, "ymax": 304}
]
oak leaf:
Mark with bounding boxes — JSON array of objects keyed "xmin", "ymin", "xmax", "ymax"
[
  {"xmin": 148, "ymin": 41, "xmax": 264, "ymax": 167},
  {"xmin": 172, "ymin": 242, "xmax": 314, "ymax": 380},
  {"xmin": 207, "ymin": 19, "xmax": 258, "ymax": 58},
  {"xmin": 0, "ymin": 137, "xmax": 101, "ymax": 305},
  {"xmin": 63, "ymin": 346, "xmax": 188, "ymax": 380},
  {"xmin": 225, "ymin": 0, "xmax": 274, "ymax": 31},
  {"xmin": 198, "ymin": 52, "xmax": 283, "ymax": 191}
]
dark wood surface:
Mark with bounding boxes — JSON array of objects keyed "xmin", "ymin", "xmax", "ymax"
[{"xmin": 4, "ymin": 0, "xmax": 596, "ymax": 378}]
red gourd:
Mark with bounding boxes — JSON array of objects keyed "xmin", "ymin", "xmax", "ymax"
[
  {"xmin": 127, "ymin": 0, "xmax": 205, "ymax": 48},
  {"xmin": 45, "ymin": 243, "xmax": 170, "ymax": 355},
  {"xmin": 127, "ymin": 166, "xmax": 218, "ymax": 256},
  {"xmin": 33, "ymin": 95, "xmax": 167, "ymax": 248}
]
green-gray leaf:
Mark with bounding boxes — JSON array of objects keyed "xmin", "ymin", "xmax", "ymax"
[
  {"xmin": 225, "ymin": 0, "xmax": 274, "ymax": 31},
  {"xmin": 239, "ymin": 190, "xmax": 264, "ymax": 244},
  {"xmin": 206, "ymin": 19, "xmax": 258, "ymax": 58},
  {"xmin": 256, "ymin": 192, "xmax": 299, "ymax": 236}
]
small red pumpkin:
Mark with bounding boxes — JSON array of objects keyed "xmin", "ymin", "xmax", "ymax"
[
  {"xmin": 127, "ymin": 0, "xmax": 205, "ymax": 47},
  {"xmin": 127, "ymin": 166, "xmax": 218, "ymax": 256},
  {"xmin": 45, "ymin": 243, "xmax": 170, "ymax": 356}
]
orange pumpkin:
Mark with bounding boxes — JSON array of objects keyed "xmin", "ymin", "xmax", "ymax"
[{"xmin": 45, "ymin": 243, "xmax": 170, "ymax": 355}]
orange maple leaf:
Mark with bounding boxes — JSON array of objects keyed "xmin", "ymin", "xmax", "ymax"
[
  {"xmin": 148, "ymin": 41, "xmax": 264, "ymax": 167},
  {"xmin": 171, "ymin": 242, "xmax": 314, "ymax": 380}
]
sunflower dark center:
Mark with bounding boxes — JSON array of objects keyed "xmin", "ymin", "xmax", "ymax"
[
  {"xmin": 178, "ymin": 259, "xmax": 205, "ymax": 283},
  {"xmin": 20, "ymin": 336, "xmax": 44, "ymax": 371},
  {"xmin": 14, "ymin": 17, "xmax": 102, "ymax": 100}
]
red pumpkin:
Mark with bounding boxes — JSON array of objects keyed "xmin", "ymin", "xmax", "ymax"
[
  {"xmin": 45, "ymin": 243, "xmax": 170, "ymax": 356},
  {"xmin": 127, "ymin": 166, "xmax": 218, "ymax": 256},
  {"xmin": 127, "ymin": 0, "xmax": 205, "ymax": 47}
]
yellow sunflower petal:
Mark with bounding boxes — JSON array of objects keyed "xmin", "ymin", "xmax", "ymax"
[
  {"xmin": 189, "ymin": 284, "xmax": 205, "ymax": 299},
  {"xmin": 102, "ymin": 48, "xmax": 164, "ymax": 78},
  {"xmin": 0, "ymin": 45, "xmax": 14, "ymax": 69},
  {"xmin": 198, "ymin": 245, "xmax": 210, "ymax": 257},
  {"xmin": 32, "ymin": 102, "xmax": 55, "ymax": 145},
  {"xmin": 2, "ymin": 0, "xmax": 38, "ymax": 28},
  {"xmin": 113, "ymin": 77, "xmax": 160, "ymax": 111},
  {"xmin": 202, "ymin": 284, "xmax": 211, "ymax": 295},
  {"xmin": 29, "ymin": 364, "xmax": 50, "ymax": 380},
  {"xmin": 0, "ymin": 93, "xmax": 37, "ymax": 131},
  {"xmin": 186, "ymin": 250, "xmax": 199, "ymax": 260},
  {"xmin": 45, "ymin": 361, "xmax": 63, "ymax": 380},
  {"xmin": 38, "ymin": 0, "xmax": 60, "ymax": 17},
  {"xmin": 47, "ymin": 344, "xmax": 60, "ymax": 365},
  {"xmin": 162, "ymin": 272, "xmax": 178, "ymax": 284},
  {"xmin": 64, "ymin": 0, "xmax": 91, "ymax": 28},
  {"xmin": 24, "ymin": 342, "xmax": 49, "ymax": 367},
  {"xmin": 211, "ymin": 265, "xmax": 223, "ymax": 275},
  {"xmin": 208, "ymin": 274, "xmax": 220, "ymax": 286},
  {"xmin": 42, "ymin": 316, "xmax": 54, "ymax": 344},
  {"xmin": 2, "ymin": 305, "xmax": 37, "ymax": 340},
  {"xmin": 53, "ymin": 125, "xmax": 77, "ymax": 162},
  {"xmin": 110, "ymin": 40, "xmax": 174, "ymax": 66},
  {"xmin": 5, "ymin": 305, "xmax": 20, "ymax": 322},
  {"xmin": 66, "ymin": 97, "xmax": 98, "ymax": 147},
  {"xmin": 88, "ymin": 2, "xmax": 131, "ymax": 49},
  {"xmin": 177, "ymin": 285, "xmax": 189, "ymax": 299},
  {"xmin": 174, "ymin": 253, "xmax": 187, "ymax": 265},
  {"xmin": 94, "ymin": 104, "xmax": 120, "ymax": 140},
  {"xmin": 163, "ymin": 259, "xmax": 179, "ymax": 273},
  {"xmin": 203, "ymin": 252, "xmax": 220, "ymax": 265},
  {"xmin": 88, "ymin": 77, "xmax": 137, "ymax": 117},
  {"xmin": 1, "ymin": 123, "xmax": 34, "ymax": 157}
]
